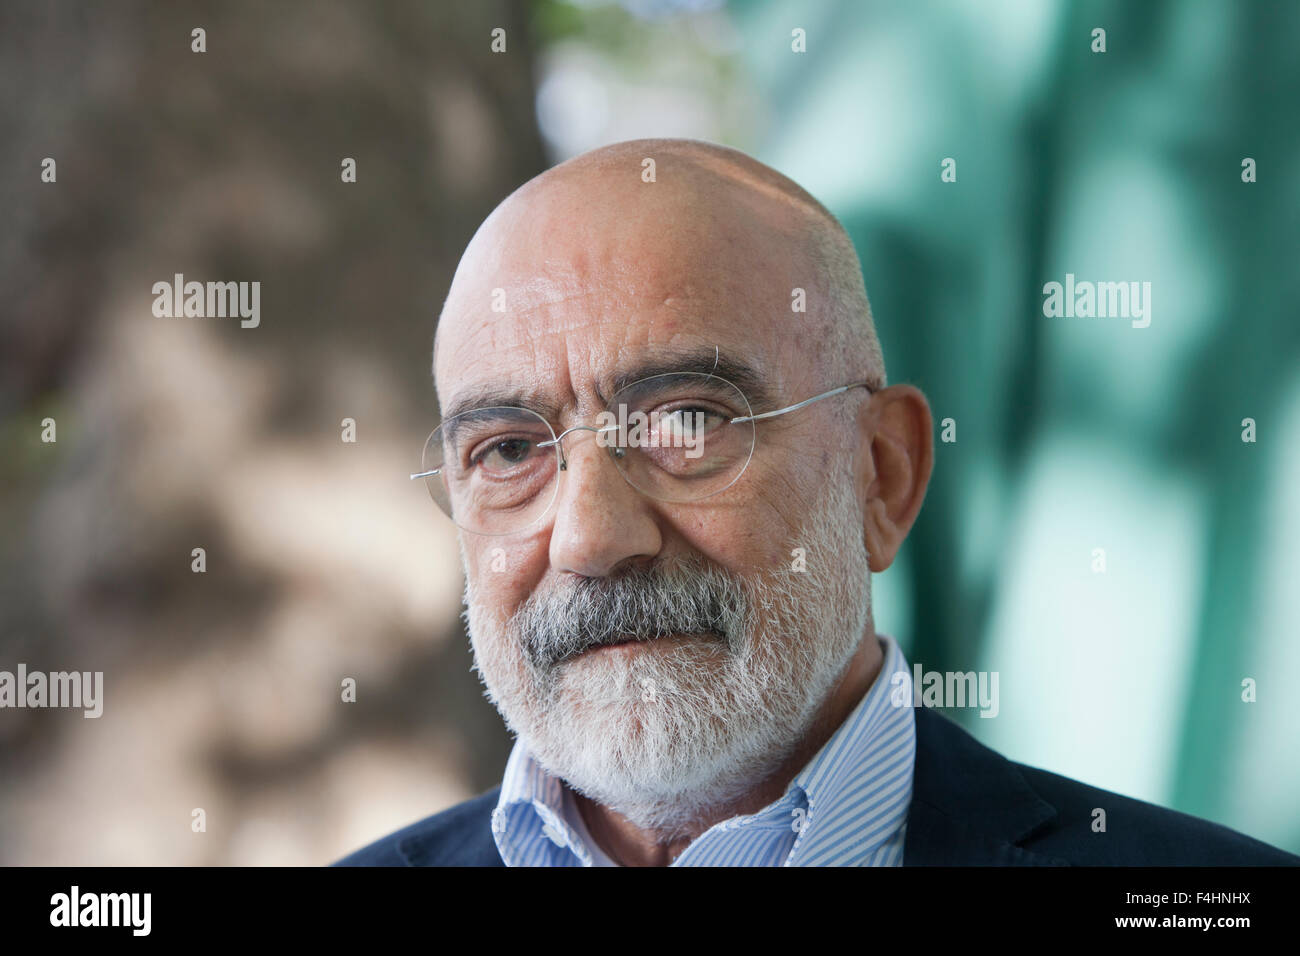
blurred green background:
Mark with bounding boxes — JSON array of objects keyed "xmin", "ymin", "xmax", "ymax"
[{"xmin": 1, "ymin": 0, "xmax": 1296, "ymax": 863}]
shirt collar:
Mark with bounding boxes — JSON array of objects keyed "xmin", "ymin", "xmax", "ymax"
[
  {"xmin": 783, "ymin": 631, "xmax": 916, "ymax": 865},
  {"xmin": 492, "ymin": 633, "xmax": 916, "ymax": 866}
]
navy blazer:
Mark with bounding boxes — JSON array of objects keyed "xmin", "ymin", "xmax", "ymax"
[{"xmin": 333, "ymin": 706, "xmax": 1299, "ymax": 866}]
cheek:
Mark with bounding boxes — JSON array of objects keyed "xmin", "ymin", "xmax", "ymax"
[
  {"xmin": 463, "ymin": 533, "xmax": 550, "ymax": 618},
  {"xmin": 667, "ymin": 502, "xmax": 792, "ymax": 575},
  {"xmin": 668, "ymin": 457, "xmax": 830, "ymax": 572}
]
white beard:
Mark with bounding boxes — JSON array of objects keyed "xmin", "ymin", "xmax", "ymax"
[{"xmin": 464, "ymin": 474, "xmax": 872, "ymax": 837}]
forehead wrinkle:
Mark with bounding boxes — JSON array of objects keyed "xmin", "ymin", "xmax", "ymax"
[{"xmin": 443, "ymin": 284, "xmax": 696, "ymax": 362}]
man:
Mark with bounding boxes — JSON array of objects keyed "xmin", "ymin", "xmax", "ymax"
[{"xmin": 336, "ymin": 139, "xmax": 1296, "ymax": 867}]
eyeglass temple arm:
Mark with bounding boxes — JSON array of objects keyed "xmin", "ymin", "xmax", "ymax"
[{"xmin": 729, "ymin": 382, "xmax": 874, "ymax": 424}]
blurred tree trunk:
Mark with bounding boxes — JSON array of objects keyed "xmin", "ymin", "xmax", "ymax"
[{"xmin": 0, "ymin": 0, "xmax": 544, "ymax": 863}]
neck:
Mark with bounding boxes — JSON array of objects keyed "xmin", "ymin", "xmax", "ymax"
[{"xmin": 571, "ymin": 630, "xmax": 884, "ymax": 866}]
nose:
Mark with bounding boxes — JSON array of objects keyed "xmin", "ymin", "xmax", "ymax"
[{"xmin": 547, "ymin": 427, "xmax": 662, "ymax": 578}]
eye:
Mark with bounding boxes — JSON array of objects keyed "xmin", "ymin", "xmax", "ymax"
[
  {"xmin": 657, "ymin": 403, "xmax": 729, "ymax": 434},
  {"xmin": 471, "ymin": 436, "xmax": 537, "ymax": 472}
]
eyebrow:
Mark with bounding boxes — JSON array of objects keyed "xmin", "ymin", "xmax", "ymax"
[
  {"xmin": 440, "ymin": 385, "xmax": 563, "ymax": 424},
  {"xmin": 439, "ymin": 346, "xmax": 777, "ymax": 423},
  {"xmin": 605, "ymin": 348, "xmax": 775, "ymax": 409}
]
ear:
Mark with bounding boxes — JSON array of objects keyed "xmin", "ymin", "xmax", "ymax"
[{"xmin": 855, "ymin": 385, "xmax": 933, "ymax": 572}]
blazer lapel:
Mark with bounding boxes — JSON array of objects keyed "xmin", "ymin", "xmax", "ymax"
[
  {"xmin": 397, "ymin": 788, "xmax": 505, "ymax": 866},
  {"xmin": 903, "ymin": 707, "xmax": 1066, "ymax": 866}
]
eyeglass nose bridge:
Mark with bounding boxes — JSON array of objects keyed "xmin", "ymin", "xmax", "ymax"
[{"xmin": 537, "ymin": 423, "xmax": 623, "ymax": 470}]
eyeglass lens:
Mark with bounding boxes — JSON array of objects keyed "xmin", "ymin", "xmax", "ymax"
[{"xmin": 419, "ymin": 372, "xmax": 756, "ymax": 535}]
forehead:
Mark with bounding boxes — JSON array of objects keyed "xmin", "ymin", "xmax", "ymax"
[
  {"xmin": 433, "ymin": 169, "xmax": 824, "ymax": 416},
  {"xmin": 436, "ymin": 290, "xmax": 778, "ymax": 423}
]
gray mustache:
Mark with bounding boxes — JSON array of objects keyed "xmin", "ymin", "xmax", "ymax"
[{"xmin": 514, "ymin": 558, "xmax": 749, "ymax": 672}]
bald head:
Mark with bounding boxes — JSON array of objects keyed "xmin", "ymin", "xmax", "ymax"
[{"xmin": 434, "ymin": 138, "xmax": 885, "ymax": 400}]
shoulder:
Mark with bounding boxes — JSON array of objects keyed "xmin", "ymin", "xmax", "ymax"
[
  {"xmin": 911, "ymin": 706, "xmax": 1298, "ymax": 866},
  {"xmin": 1013, "ymin": 762, "xmax": 1299, "ymax": 866},
  {"xmin": 331, "ymin": 787, "xmax": 503, "ymax": 867}
]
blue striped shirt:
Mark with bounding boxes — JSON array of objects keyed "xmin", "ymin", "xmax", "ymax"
[{"xmin": 490, "ymin": 633, "xmax": 916, "ymax": 866}]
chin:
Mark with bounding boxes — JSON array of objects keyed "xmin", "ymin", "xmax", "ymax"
[{"xmin": 519, "ymin": 641, "xmax": 801, "ymax": 819}]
